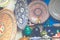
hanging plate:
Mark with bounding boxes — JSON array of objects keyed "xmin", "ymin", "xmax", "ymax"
[
  {"xmin": 49, "ymin": 0, "xmax": 60, "ymax": 20},
  {"xmin": 14, "ymin": 0, "xmax": 28, "ymax": 30},
  {"xmin": 0, "ymin": 0, "xmax": 10, "ymax": 7},
  {"xmin": 0, "ymin": 9, "xmax": 17, "ymax": 40},
  {"xmin": 28, "ymin": 1, "xmax": 49, "ymax": 24}
]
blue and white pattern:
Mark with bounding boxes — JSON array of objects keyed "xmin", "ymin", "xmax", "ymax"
[
  {"xmin": 14, "ymin": 0, "xmax": 28, "ymax": 30},
  {"xmin": 45, "ymin": 27, "xmax": 56, "ymax": 37},
  {"xmin": 30, "ymin": 37, "xmax": 41, "ymax": 40}
]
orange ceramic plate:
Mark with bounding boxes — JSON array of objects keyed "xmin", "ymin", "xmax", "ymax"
[{"xmin": 0, "ymin": 9, "xmax": 17, "ymax": 40}]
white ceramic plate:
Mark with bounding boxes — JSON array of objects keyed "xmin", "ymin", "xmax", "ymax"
[
  {"xmin": 28, "ymin": 1, "xmax": 49, "ymax": 24},
  {"xmin": 49, "ymin": 0, "xmax": 60, "ymax": 20}
]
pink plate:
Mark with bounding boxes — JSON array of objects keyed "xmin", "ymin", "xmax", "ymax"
[{"xmin": 28, "ymin": 1, "xmax": 49, "ymax": 24}]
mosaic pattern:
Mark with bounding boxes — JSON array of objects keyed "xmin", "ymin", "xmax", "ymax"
[{"xmin": 14, "ymin": 0, "xmax": 28, "ymax": 30}]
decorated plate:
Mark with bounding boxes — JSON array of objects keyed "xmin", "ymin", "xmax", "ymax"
[
  {"xmin": 0, "ymin": 9, "xmax": 17, "ymax": 40},
  {"xmin": 49, "ymin": 0, "xmax": 60, "ymax": 20},
  {"xmin": 14, "ymin": 0, "xmax": 28, "ymax": 30},
  {"xmin": 28, "ymin": 1, "xmax": 49, "ymax": 24},
  {"xmin": 0, "ymin": 0, "xmax": 10, "ymax": 7}
]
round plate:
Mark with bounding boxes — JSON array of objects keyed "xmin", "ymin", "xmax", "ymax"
[
  {"xmin": 28, "ymin": 1, "xmax": 49, "ymax": 24},
  {"xmin": 49, "ymin": 0, "xmax": 60, "ymax": 20},
  {"xmin": 0, "ymin": 9, "xmax": 17, "ymax": 40},
  {"xmin": 14, "ymin": 0, "xmax": 28, "ymax": 30},
  {"xmin": 0, "ymin": 0, "xmax": 10, "ymax": 7}
]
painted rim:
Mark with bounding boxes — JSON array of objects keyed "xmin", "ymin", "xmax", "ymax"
[{"xmin": 0, "ymin": 0, "xmax": 10, "ymax": 7}]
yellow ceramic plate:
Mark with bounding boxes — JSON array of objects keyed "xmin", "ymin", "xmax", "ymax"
[{"xmin": 0, "ymin": 0, "xmax": 10, "ymax": 7}]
